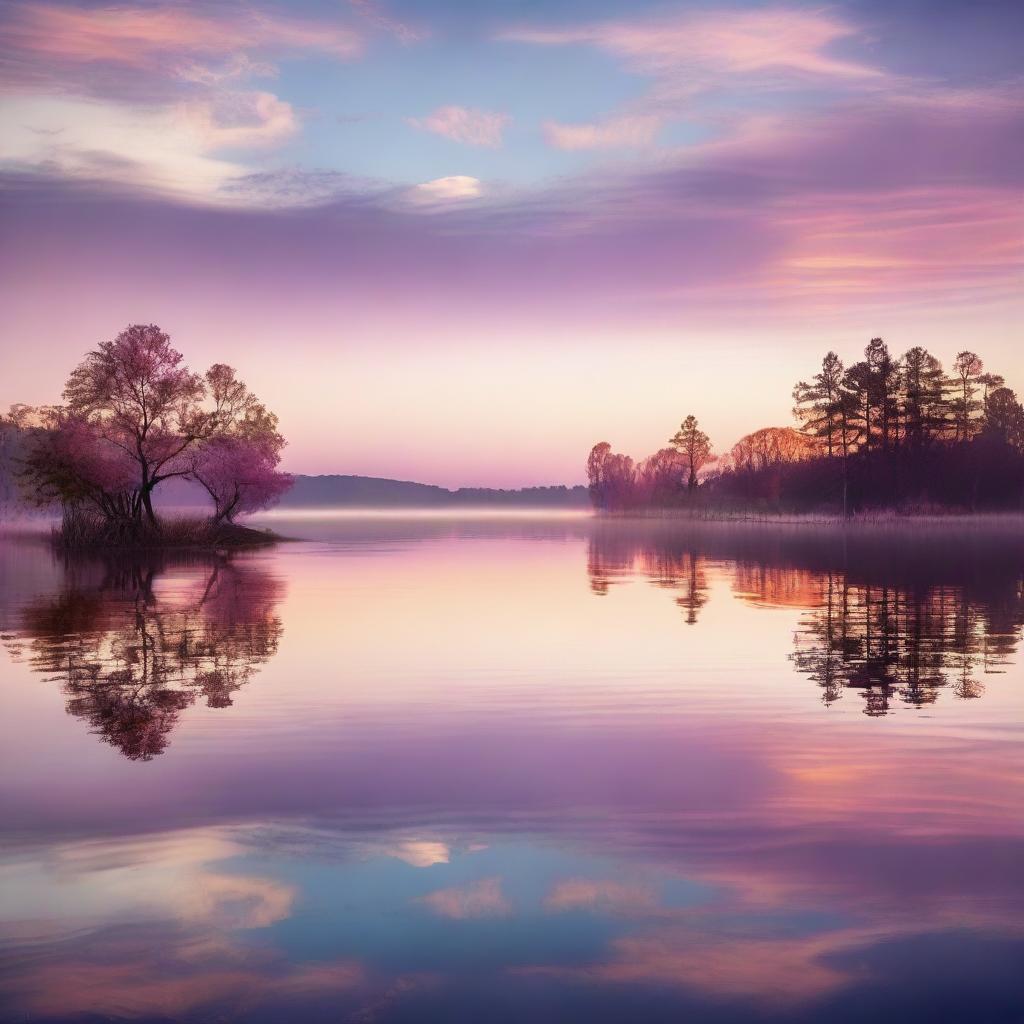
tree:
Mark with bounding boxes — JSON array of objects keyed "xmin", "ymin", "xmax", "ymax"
[
  {"xmin": 637, "ymin": 447, "xmax": 687, "ymax": 505},
  {"xmin": 21, "ymin": 413, "xmax": 140, "ymax": 525},
  {"xmin": 901, "ymin": 346, "xmax": 948, "ymax": 449},
  {"xmin": 731, "ymin": 427, "xmax": 816, "ymax": 472},
  {"xmin": 189, "ymin": 364, "xmax": 290, "ymax": 524},
  {"xmin": 586, "ymin": 442, "xmax": 612, "ymax": 509},
  {"xmin": 865, "ymin": 337, "xmax": 900, "ymax": 450},
  {"xmin": 951, "ymin": 350, "xmax": 984, "ymax": 442},
  {"xmin": 793, "ymin": 352, "xmax": 844, "ymax": 457},
  {"xmin": 838, "ymin": 338, "xmax": 899, "ymax": 454},
  {"xmin": 979, "ymin": 372, "xmax": 1005, "ymax": 407},
  {"xmin": 63, "ymin": 325, "xmax": 208, "ymax": 526},
  {"xmin": 669, "ymin": 415, "xmax": 712, "ymax": 490},
  {"xmin": 983, "ymin": 386, "xmax": 1024, "ymax": 449},
  {"xmin": 586, "ymin": 442, "xmax": 636, "ymax": 510},
  {"xmin": 191, "ymin": 436, "xmax": 293, "ymax": 524},
  {"xmin": 22, "ymin": 325, "xmax": 291, "ymax": 535},
  {"xmin": 841, "ymin": 360, "xmax": 873, "ymax": 453}
]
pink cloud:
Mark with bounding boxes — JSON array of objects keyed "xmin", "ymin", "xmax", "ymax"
[
  {"xmin": 545, "ymin": 878, "xmax": 657, "ymax": 914},
  {"xmin": 418, "ymin": 877, "xmax": 510, "ymax": 919},
  {"xmin": 543, "ymin": 113, "xmax": 660, "ymax": 151},
  {"xmin": 348, "ymin": 0, "xmax": 426, "ymax": 45},
  {"xmin": 407, "ymin": 175, "xmax": 483, "ymax": 203},
  {"xmin": 2, "ymin": 3, "xmax": 363, "ymax": 66},
  {"xmin": 503, "ymin": 7, "xmax": 883, "ymax": 85},
  {"xmin": 0, "ymin": 2, "xmax": 363, "ymax": 100},
  {"xmin": 7, "ymin": 948, "xmax": 365, "ymax": 1020},
  {"xmin": 408, "ymin": 105, "xmax": 510, "ymax": 148},
  {"xmin": 519, "ymin": 926, "xmax": 860, "ymax": 1005},
  {"xmin": 180, "ymin": 91, "xmax": 297, "ymax": 149}
]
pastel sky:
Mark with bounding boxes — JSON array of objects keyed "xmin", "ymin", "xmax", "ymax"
[{"xmin": 1, "ymin": 0, "xmax": 1021, "ymax": 486}]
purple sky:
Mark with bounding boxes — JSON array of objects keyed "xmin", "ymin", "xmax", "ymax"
[{"xmin": 1, "ymin": 0, "xmax": 1022, "ymax": 486}]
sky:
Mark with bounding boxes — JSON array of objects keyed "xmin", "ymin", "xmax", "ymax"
[{"xmin": 0, "ymin": 0, "xmax": 1022, "ymax": 487}]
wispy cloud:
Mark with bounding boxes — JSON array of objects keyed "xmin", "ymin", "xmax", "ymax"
[
  {"xmin": 505, "ymin": 6, "xmax": 887, "ymax": 158},
  {"xmin": 0, "ymin": 2, "xmax": 361, "ymax": 201},
  {"xmin": 543, "ymin": 113, "xmax": 660, "ymax": 151},
  {"xmin": 418, "ymin": 877, "xmax": 510, "ymax": 919},
  {"xmin": 502, "ymin": 7, "xmax": 882, "ymax": 88},
  {"xmin": 408, "ymin": 105, "xmax": 510, "ymax": 148},
  {"xmin": 1, "ymin": 2, "xmax": 363, "ymax": 77},
  {"xmin": 348, "ymin": 0, "xmax": 426, "ymax": 45},
  {"xmin": 407, "ymin": 174, "xmax": 483, "ymax": 203},
  {"xmin": 546, "ymin": 878, "xmax": 657, "ymax": 914},
  {"xmin": 1, "ymin": 91, "xmax": 297, "ymax": 200}
]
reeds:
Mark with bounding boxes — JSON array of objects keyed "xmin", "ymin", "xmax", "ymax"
[{"xmin": 53, "ymin": 506, "xmax": 277, "ymax": 550}]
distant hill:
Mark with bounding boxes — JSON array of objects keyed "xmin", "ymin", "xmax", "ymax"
[
  {"xmin": 0, "ymin": 425, "xmax": 589, "ymax": 512},
  {"xmin": 129, "ymin": 473, "xmax": 591, "ymax": 510},
  {"xmin": 281, "ymin": 475, "xmax": 590, "ymax": 508}
]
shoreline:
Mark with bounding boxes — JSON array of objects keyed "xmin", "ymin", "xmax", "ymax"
[
  {"xmin": 2, "ymin": 507, "xmax": 1023, "ymax": 545},
  {"xmin": 591, "ymin": 509, "xmax": 1024, "ymax": 528}
]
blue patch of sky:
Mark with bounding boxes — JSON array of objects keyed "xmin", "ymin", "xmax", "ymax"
[
  {"xmin": 271, "ymin": 36, "xmax": 655, "ymax": 186},
  {"xmin": 221, "ymin": 839, "xmax": 709, "ymax": 972},
  {"xmin": 845, "ymin": 0, "xmax": 1024, "ymax": 83}
]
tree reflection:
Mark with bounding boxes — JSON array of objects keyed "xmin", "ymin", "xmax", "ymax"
[
  {"xmin": 587, "ymin": 532, "xmax": 709, "ymax": 624},
  {"xmin": 587, "ymin": 522, "xmax": 1024, "ymax": 714},
  {"xmin": 4, "ymin": 553, "xmax": 284, "ymax": 759},
  {"xmin": 791, "ymin": 575, "xmax": 1020, "ymax": 713}
]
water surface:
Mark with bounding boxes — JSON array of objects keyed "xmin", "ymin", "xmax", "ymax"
[{"xmin": 2, "ymin": 515, "xmax": 1023, "ymax": 1022}]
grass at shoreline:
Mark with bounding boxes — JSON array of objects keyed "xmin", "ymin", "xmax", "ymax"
[
  {"xmin": 595, "ymin": 508, "xmax": 1024, "ymax": 529},
  {"xmin": 51, "ymin": 513, "xmax": 282, "ymax": 551}
]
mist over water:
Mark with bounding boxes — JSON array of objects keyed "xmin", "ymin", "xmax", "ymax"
[{"xmin": 2, "ymin": 514, "xmax": 1023, "ymax": 1023}]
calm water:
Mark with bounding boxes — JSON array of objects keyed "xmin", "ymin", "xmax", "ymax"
[{"xmin": 2, "ymin": 514, "xmax": 1023, "ymax": 1023}]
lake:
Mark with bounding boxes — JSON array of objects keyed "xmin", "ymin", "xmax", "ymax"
[{"xmin": 2, "ymin": 513, "xmax": 1023, "ymax": 1023}]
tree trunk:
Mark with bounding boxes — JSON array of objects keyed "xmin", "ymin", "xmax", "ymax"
[{"xmin": 141, "ymin": 486, "xmax": 158, "ymax": 529}]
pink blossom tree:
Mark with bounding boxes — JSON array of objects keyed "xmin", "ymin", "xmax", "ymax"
[
  {"xmin": 190, "ymin": 435, "xmax": 293, "ymax": 524},
  {"xmin": 62, "ymin": 325, "xmax": 208, "ymax": 526},
  {"xmin": 23, "ymin": 324, "xmax": 292, "ymax": 537}
]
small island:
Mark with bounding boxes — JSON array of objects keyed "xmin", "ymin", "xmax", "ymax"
[
  {"xmin": 587, "ymin": 338, "xmax": 1024, "ymax": 518},
  {"xmin": 2, "ymin": 324, "xmax": 293, "ymax": 548}
]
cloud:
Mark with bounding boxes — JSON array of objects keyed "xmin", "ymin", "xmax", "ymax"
[
  {"xmin": 385, "ymin": 839, "xmax": 450, "ymax": 867},
  {"xmin": 180, "ymin": 872, "xmax": 296, "ymax": 930},
  {"xmin": 418, "ymin": 877, "xmax": 510, "ymax": 919},
  {"xmin": 407, "ymin": 175, "xmax": 483, "ymax": 203},
  {"xmin": 181, "ymin": 91, "xmax": 297, "ymax": 149},
  {"xmin": 504, "ymin": 6, "xmax": 888, "ymax": 159},
  {"xmin": 502, "ymin": 7, "xmax": 882, "ymax": 87},
  {"xmin": 178, "ymin": 54, "xmax": 278, "ymax": 87},
  {"xmin": 543, "ymin": 114, "xmax": 660, "ymax": 151},
  {"xmin": 348, "ymin": 0, "xmax": 426, "ymax": 45},
  {"xmin": 545, "ymin": 878, "xmax": 657, "ymax": 914},
  {"xmin": 408, "ymin": 105, "xmax": 509, "ymax": 148},
  {"xmin": 1, "ymin": 95, "xmax": 243, "ymax": 197},
  {"xmin": 519, "ymin": 925, "xmax": 857, "ymax": 1005},
  {"xmin": 2, "ymin": 2, "xmax": 363, "ymax": 73},
  {"xmin": 0, "ymin": 2, "xmax": 354, "ymax": 202},
  {"xmin": 5, "ymin": 937, "xmax": 365, "ymax": 1020},
  {"xmin": 1, "ymin": 84, "xmax": 1020, "ymax": 326},
  {"xmin": 0, "ymin": 91, "xmax": 296, "ymax": 199}
]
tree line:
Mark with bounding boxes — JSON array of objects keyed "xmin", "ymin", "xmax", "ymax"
[
  {"xmin": 2, "ymin": 324, "xmax": 292, "ymax": 543},
  {"xmin": 587, "ymin": 339, "xmax": 1024, "ymax": 514}
]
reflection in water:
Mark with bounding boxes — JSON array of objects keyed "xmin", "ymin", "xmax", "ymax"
[
  {"xmin": 3, "ymin": 551, "xmax": 284, "ymax": 759},
  {"xmin": 1, "ymin": 518, "xmax": 1023, "ymax": 1022},
  {"xmin": 588, "ymin": 531, "xmax": 710, "ymax": 623},
  {"xmin": 791, "ymin": 577, "xmax": 1022, "ymax": 713},
  {"xmin": 587, "ymin": 521, "xmax": 1024, "ymax": 713}
]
